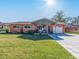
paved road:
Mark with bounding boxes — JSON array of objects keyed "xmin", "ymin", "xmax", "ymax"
[{"xmin": 49, "ymin": 34, "xmax": 79, "ymax": 59}]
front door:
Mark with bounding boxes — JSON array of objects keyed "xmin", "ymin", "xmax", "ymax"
[{"xmin": 48, "ymin": 26, "xmax": 51, "ymax": 33}]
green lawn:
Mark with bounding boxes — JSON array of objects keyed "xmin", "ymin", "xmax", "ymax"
[
  {"xmin": 66, "ymin": 32, "xmax": 79, "ymax": 34},
  {"xmin": 0, "ymin": 34, "xmax": 75, "ymax": 59}
]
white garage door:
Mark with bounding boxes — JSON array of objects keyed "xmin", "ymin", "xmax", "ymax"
[{"xmin": 53, "ymin": 26, "xmax": 63, "ymax": 33}]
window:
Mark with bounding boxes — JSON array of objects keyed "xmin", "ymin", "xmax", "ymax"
[
  {"xmin": 13, "ymin": 25, "xmax": 19, "ymax": 28},
  {"xmin": 24, "ymin": 26, "xmax": 31, "ymax": 29}
]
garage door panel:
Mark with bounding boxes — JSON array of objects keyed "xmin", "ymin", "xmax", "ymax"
[{"xmin": 53, "ymin": 26, "xmax": 63, "ymax": 33}]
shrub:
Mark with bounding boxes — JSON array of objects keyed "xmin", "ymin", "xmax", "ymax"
[
  {"xmin": 28, "ymin": 30, "xmax": 34, "ymax": 34},
  {"xmin": 6, "ymin": 29, "xmax": 9, "ymax": 33}
]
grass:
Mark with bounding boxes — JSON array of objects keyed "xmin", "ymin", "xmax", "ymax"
[
  {"xmin": 0, "ymin": 34, "xmax": 76, "ymax": 59},
  {"xmin": 66, "ymin": 32, "xmax": 79, "ymax": 34}
]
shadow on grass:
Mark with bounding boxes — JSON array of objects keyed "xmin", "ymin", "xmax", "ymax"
[{"xmin": 18, "ymin": 34, "xmax": 52, "ymax": 41}]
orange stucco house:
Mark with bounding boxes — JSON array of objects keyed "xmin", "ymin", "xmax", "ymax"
[{"xmin": 8, "ymin": 22, "xmax": 65, "ymax": 33}]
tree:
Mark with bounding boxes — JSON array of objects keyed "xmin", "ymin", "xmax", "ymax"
[
  {"xmin": 72, "ymin": 16, "xmax": 79, "ymax": 25},
  {"xmin": 53, "ymin": 11, "xmax": 66, "ymax": 23},
  {"xmin": 65, "ymin": 17, "xmax": 73, "ymax": 24}
]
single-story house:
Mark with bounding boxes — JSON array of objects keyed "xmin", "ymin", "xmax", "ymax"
[
  {"xmin": 0, "ymin": 22, "xmax": 4, "ymax": 29},
  {"xmin": 8, "ymin": 22, "xmax": 65, "ymax": 33},
  {"xmin": 9, "ymin": 22, "xmax": 37, "ymax": 33},
  {"xmin": 7, "ymin": 18, "xmax": 65, "ymax": 34}
]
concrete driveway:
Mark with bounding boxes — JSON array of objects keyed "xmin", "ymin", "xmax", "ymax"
[{"xmin": 49, "ymin": 34, "xmax": 79, "ymax": 59}]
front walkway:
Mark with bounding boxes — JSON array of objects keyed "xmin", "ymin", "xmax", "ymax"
[{"xmin": 49, "ymin": 34, "xmax": 79, "ymax": 59}]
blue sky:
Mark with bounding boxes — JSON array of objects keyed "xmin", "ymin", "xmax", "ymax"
[{"xmin": 0, "ymin": 0, "xmax": 79, "ymax": 22}]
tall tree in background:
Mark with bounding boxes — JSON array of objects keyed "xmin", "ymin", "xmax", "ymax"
[
  {"xmin": 72, "ymin": 16, "xmax": 79, "ymax": 25},
  {"xmin": 65, "ymin": 17, "xmax": 73, "ymax": 24},
  {"xmin": 53, "ymin": 11, "xmax": 66, "ymax": 23}
]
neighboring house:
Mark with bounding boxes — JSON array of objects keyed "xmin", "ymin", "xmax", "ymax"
[
  {"xmin": 0, "ymin": 22, "xmax": 8, "ymax": 33},
  {"xmin": 3, "ymin": 23, "xmax": 10, "ymax": 29},
  {"xmin": 9, "ymin": 22, "xmax": 37, "ymax": 33},
  {"xmin": 65, "ymin": 24, "xmax": 79, "ymax": 32},
  {"xmin": 0, "ymin": 22, "xmax": 10, "ymax": 30},
  {"xmin": 0, "ymin": 23, "xmax": 3, "ymax": 29}
]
